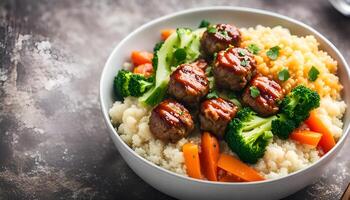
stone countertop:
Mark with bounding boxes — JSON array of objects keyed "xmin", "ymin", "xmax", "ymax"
[{"xmin": 0, "ymin": 0, "xmax": 349, "ymax": 199}]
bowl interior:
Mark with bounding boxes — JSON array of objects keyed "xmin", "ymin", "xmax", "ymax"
[{"xmin": 100, "ymin": 7, "xmax": 350, "ymax": 184}]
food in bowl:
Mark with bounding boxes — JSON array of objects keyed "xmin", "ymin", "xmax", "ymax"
[{"xmin": 108, "ymin": 20, "xmax": 346, "ymax": 182}]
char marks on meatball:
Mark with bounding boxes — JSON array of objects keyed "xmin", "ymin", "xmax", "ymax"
[
  {"xmin": 242, "ymin": 76, "xmax": 283, "ymax": 117},
  {"xmin": 199, "ymin": 97, "xmax": 238, "ymax": 138},
  {"xmin": 168, "ymin": 63, "xmax": 209, "ymax": 106},
  {"xmin": 149, "ymin": 99, "xmax": 194, "ymax": 143},
  {"xmin": 213, "ymin": 47, "xmax": 256, "ymax": 91},
  {"xmin": 200, "ymin": 23, "xmax": 241, "ymax": 58}
]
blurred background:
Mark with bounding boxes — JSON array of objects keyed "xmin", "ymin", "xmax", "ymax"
[{"xmin": 0, "ymin": 0, "xmax": 349, "ymax": 199}]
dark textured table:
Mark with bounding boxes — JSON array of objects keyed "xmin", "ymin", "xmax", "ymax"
[{"xmin": 0, "ymin": 0, "xmax": 349, "ymax": 199}]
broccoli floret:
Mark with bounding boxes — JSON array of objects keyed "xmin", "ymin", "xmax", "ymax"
[
  {"xmin": 280, "ymin": 85, "xmax": 320, "ymax": 122},
  {"xmin": 271, "ymin": 85, "xmax": 320, "ymax": 139},
  {"xmin": 114, "ymin": 69, "xmax": 133, "ymax": 98},
  {"xmin": 271, "ymin": 114, "xmax": 296, "ymax": 139},
  {"xmin": 225, "ymin": 108, "xmax": 276, "ymax": 164},
  {"xmin": 128, "ymin": 74, "xmax": 154, "ymax": 97},
  {"xmin": 139, "ymin": 28, "xmax": 206, "ymax": 106}
]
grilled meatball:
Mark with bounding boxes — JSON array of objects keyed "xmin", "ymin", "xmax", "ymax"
[
  {"xmin": 168, "ymin": 63, "xmax": 209, "ymax": 106},
  {"xmin": 199, "ymin": 98, "xmax": 238, "ymax": 138},
  {"xmin": 190, "ymin": 59, "xmax": 208, "ymax": 71},
  {"xmin": 213, "ymin": 47, "xmax": 256, "ymax": 91},
  {"xmin": 242, "ymin": 76, "xmax": 283, "ymax": 117},
  {"xmin": 200, "ymin": 23, "xmax": 241, "ymax": 58},
  {"xmin": 149, "ymin": 99, "xmax": 194, "ymax": 143}
]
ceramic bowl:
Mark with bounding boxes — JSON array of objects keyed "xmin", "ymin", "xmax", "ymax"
[{"xmin": 100, "ymin": 7, "xmax": 350, "ymax": 200}]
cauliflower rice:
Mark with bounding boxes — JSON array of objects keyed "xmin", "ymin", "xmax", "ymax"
[{"xmin": 109, "ymin": 26, "xmax": 346, "ymax": 179}]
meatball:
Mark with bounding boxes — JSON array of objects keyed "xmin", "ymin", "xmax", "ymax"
[
  {"xmin": 199, "ymin": 98, "xmax": 238, "ymax": 138},
  {"xmin": 149, "ymin": 99, "xmax": 194, "ymax": 143},
  {"xmin": 200, "ymin": 23, "xmax": 241, "ymax": 58},
  {"xmin": 168, "ymin": 63, "xmax": 209, "ymax": 106},
  {"xmin": 242, "ymin": 76, "xmax": 283, "ymax": 117},
  {"xmin": 213, "ymin": 47, "xmax": 256, "ymax": 91},
  {"xmin": 190, "ymin": 59, "xmax": 208, "ymax": 71}
]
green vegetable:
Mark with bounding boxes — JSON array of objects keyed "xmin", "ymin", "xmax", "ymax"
[
  {"xmin": 247, "ymin": 44, "xmax": 260, "ymax": 55},
  {"xmin": 207, "ymin": 90, "xmax": 219, "ymax": 99},
  {"xmin": 238, "ymin": 50, "xmax": 246, "ymax": 56},
  {"xmin": 139, "ymin": 28, "xmax": 205, "ymax": 106},
  {"xmin": 250, "ymin": 86, "xmax": 260, "ymax": 98},
  {"xmin": 241, "ymin": 59, "xmax": 249, "ymax": 67},
  {"xmin": 114, "ymin": 70, "xmax": 154, "ymax": 99},
  {"xmin": 225, "ymin": 108, "xmax": 276, "ymax": 164},
  {"xmin": 308, "ymin": 66, "xmax": 319, "ymax": 82},
  {"xmin": 174, "ymin": 48, "xmax": 187, "ymax": 62},
  {"xmin": 199, "ymin": 20, "xmax": 210, "ymax": 28},
  {"xmin": 207, "ymin": 26, "xmax": 216, "ymax": 33},
  {"xmin": 278, "ymin": 68, "xmax": 290, "ymax": 82},
  {"xmin": 152, "ymin": 41, "xmax": 164, "ymax": 70},
  {"xmin": 128, "ymin": 74, "xmax": 154, "ymax": 97},
  {"xmin": 271, "ymin": 85, "xmax": 320, "ymax": 139},
  {"xmin": 114, "ymin": 70, "xmax": 133, "ymax": 98},
  {"xmin": 266, "ymin": 46, "xmax": 281, "ymax": 60}
]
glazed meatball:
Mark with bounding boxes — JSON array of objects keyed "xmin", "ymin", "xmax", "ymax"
[
  {"xmin": 190, "ymin": 59, "xmax": 208, "ymax": 71},
  {"xmin": 213, "ymin": 47, "xmax": 256, "ymax": 91},
  {"xmin": 199, "ymin": 98, "xmax": 238, "ymax": 138},
  {"xmin": 149, "ymin": 99, "xmax": 194, "ymax": 143},
  {"xmin": 242, "ymin": 76, "xmax": 283, "ymax": 117},
  {"xmin": 200, "ymin": 23, "xmax": 241, "ymax": 58},
  {"xmin": 168, "ymin": 63, "xmax": 209, "ymax": 106}
]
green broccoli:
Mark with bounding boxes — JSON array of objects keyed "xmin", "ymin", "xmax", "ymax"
[
  {"xmin": 128, "ymin": 74, "xmax": 154, "ymax": 97},
  {"xmin": 271, "ymin": 114, "xmax": 296, "ymax": 139},
  {"xmin": 271, "ymin": 85, "xmax": 320, "ymax": 139},
  {"xmin": 225, "ymin": 108, "xmax": 275, "ymax": 164},
  {"xmin": 152, "ymin": 41, "xmax": 164, "ymax": 70},
  {"xmin": 280, "ymin": 85, "xmax": 320, "ymax": 122},
  {"xmin": 139, "ymin": 28, "xmax": 206, "ymax": 106},
  {"xmin": 114, "ymin": 69, "xmax": 133, "ymax": 98}
]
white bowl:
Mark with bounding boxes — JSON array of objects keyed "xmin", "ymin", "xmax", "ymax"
[{"xmin": 100, "ymin": 7, "xmax": 350, "ymax": 200}]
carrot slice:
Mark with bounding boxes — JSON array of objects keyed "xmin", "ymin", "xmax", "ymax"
[
  {"xmin": 133, "ymin": 63, "xmax": 154, "ymax": 77},
  {"xmin": 217, "ymin": 154, "xmax": 265, "ymax": 182},
  {"xmin": 290, "ymin": 130, "xmax": 322, "ymax": 147},
  {"xmin": 305, "ymin": 111, "xmax": 336, "ymax": 153},
  {"xmin": 183, "ymin": 143, "xmax": 202, "ymax": 179},
  {"xmin": 201, "ymin": 132, "xmax": 220, "ymax": 181},
  {"xmin": 219, "ymin": 173, "xmax": 243, "ymax": 182},
  {"xmin": 161, "ymin": 29, "xmax": 175, "ymax": 40},
  {"xmin": 131, "ymin": 51, "xmax": 153, "ymax": 66}
]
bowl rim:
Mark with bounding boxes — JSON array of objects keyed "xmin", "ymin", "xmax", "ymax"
[{"xmin": 100, "ymin": 6, "xmax": 350, "ymax": 186}]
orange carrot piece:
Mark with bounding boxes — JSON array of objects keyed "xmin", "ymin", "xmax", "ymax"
[
  {"xmin": 131, "ymin": 51, "xmax": 153, "ymax": 66},
  {"xmin": 217, "ymin": 154, "xmax": 265, "ymax": 182},
  {"xmin": 290, "ymin": 130, "xmax": 322, "ymax": 147},
  {"xmin": 219, "ymin": 173, "xmax": 243, "ymax": 182},
  {"xmin": 305, "ymin": 111, "xmax": 336, "ymax": 153},
  {"xmin": 183, "ymin": 143, "xmax": 202, "ymax": 179},
  {"xmin": 133, "ymin": 63, "xmax": 154, "ymax": 77},
  {"xmin": 201, "ymin": 132, "xmax": 220, "ymax": 181},
  {"xmin": 161, "ymin": 29, "xmax": 175, "ymax": 40}
]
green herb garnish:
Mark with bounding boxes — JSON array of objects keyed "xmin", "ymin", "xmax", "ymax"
[
  {"xmin": 207, "ymin": 26, "xmax": 217, "ymax": 33},
  {"xmin": 247, "ymin": 44, "xmax": 260, "ymax": 55},
  {"xmin": 266, "ymin": 46, "xmax": 281, "ymax": 60},
  {"xmin": 199, "ymin": 20, "xmax": 210, "ymax": 28},
  {"xmin": 241, "ymin": 59, "xmax": 248, "ymax": 67},
  {"xmin": 207, "ymin": 90, "xmax": 219, "ymax": 99},
  {"xmin": 308, "ymin": 66, "xmax": 319, "ymax": 82},
  {"xmin": 250, "ymin": 86, "xmax": 260, "ymax": 98},
  {"xmin": 278, "ymin": 68, "xmax": 290, "ymax": 82},
  {"xmin": 238, "ymin": 50, "xmax": 246, "ymax": 56}
]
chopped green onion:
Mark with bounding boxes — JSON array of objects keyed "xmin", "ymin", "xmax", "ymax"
[
  {"xmin": 247, "ymin": 44, "xmax": 260, "ymax": 55},
  {"xmin": 250, "ymin": 86, "xmax": 260, "ymax": 98},
  {"xmin": 278, "ymin": 68, "xmax": 290, "ymax": 82},
  {"xmin": 241, "ymin": 59, "xmax": 249, "ymax": 67},
  {"xmin": 308, "ymin": 66, "xmax": 319, "ymax": 81},
  {"xmin": 238, "ymin": 50, "xmax": 246, "ymax": 56}
]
